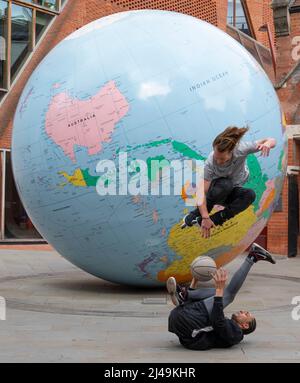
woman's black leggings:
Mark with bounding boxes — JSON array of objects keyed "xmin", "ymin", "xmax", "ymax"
[{"xmin": 191, "ymin": 177, "xmax": 256, "ymax": 225}]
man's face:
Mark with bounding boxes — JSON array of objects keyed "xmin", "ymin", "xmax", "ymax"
[
  {"xmin": 213, "ymin": 148, "xmax": 233, "ymax": 165},
  {"xmin": 232, "ymin": 311, "xmax": 255, "ymax": 329}
]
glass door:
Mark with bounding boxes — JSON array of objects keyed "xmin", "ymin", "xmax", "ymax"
[{"xmin": 0, "ymin": 149, "xmax": 44, "ymax": 241}]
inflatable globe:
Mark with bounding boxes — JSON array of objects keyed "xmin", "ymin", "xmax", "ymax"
[{"xmin": 12, "ymin": 10, "xmax": 287, "ymax": 286}]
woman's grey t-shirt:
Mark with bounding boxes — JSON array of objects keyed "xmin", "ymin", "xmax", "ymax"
[{"xmin": 204, "ymin": 141, "xmax": 260, "ymax": 187}]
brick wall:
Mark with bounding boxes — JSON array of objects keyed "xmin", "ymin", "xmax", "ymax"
[
  {"xmin": 267, "ymin": 3, "xmax": 300, "ymax": 255},
  {"xmin": 297, "ymin": 140, "xmax": 300, "ymax": 255},
  {"xmin": 275, "ymin": 10, "xmax": 300, "ymax": 124},
  {"xmin": 246, "ymin": 0, "xmax": 263, "ymax": 42},
  {"xmin": 109, "ymin": 0, "xmax": 221, "ymax": 27},
  {"xmin": 215, "ymin": 0, "xmax": 228, "ymax": 31},
  {"xmin": 244, "ymin": 0, "xmax": 276, "ymax": 47}
]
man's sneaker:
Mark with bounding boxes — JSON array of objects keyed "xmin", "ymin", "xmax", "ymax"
[
  {"xmin": 248, "ymin": 242, "xmax": 276, "ymax": 264},
  {"xmin": 166, "ymin": 277, "xmax": 188, "ymax": 306},
  {"xmin": 177, "ymin": 285, "xmax": 188, "ymax": 303},
  {"xmin": 166, "ymin": 277, "xmax": 179, "ymax": 306}
]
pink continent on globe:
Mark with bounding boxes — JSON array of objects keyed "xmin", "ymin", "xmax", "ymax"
[{"xmin": 45, "ymin": 80, "xmax": 129, "ymax": 162}]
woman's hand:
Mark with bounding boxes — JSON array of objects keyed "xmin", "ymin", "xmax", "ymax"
[
  {"xmin": 257, "ymin": 142, "xmax": 271, "ymax": 157},
  {"xmin": 200, "ymin": 217, "xmax": 215, "ymax": 238},
  {"xmin": 257, "ymin": 138, "xmax": 276, "ymax": 157}
]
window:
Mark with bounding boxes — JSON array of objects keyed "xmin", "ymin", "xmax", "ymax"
[
  {"xmin": 36, "ymin": 10, "xmax": 52, "ymax": 43},
  {"xmin": 0, "ymin": 0, "xmax": 8, "ymax": 90},
  {"xmin": 227, "ymin": 0, "xmax": 253, "ymax": 37},
  {"xmin": 0, "ymin": 1, "xmax": 68, "ymax": 102},
  {"xmin": 34, "ymin": 1, "xmax": 57, "ymax": 11},
  {"xmin": 19, "ymin": 0, "xmax": 58, "ymax": 11},
  {"xmin": 11, "ymin": 3, "xmax": 32, "ymax": 80}
]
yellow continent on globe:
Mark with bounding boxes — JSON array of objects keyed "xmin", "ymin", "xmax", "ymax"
[
  {"xmin": 158, "ymin": 205, "xmax": 259, "ymax": 284},
  {"xmin": 58, "ymin": 169, "xmax": 86, "ymax": 187}
]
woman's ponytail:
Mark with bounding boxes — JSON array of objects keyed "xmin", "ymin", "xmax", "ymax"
[{"xmin": 213, "ymin": 126, "xmax": 249, "ymax": 152}]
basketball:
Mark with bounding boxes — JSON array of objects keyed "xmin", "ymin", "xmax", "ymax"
[{"xmin": 190, "ymin": 256, "xmax": 217, "ymax": 281}]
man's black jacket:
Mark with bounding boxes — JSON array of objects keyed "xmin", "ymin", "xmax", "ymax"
[{"xmin": 168, "ymin": 296, "xmax": 243, "ymax": 350}]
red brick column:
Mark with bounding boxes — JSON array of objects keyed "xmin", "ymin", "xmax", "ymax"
[{"xmin": 267, "ymin": 139, "xmax": 292, "ymax": 255}]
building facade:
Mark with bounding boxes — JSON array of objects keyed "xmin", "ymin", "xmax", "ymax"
[{"xmin": 0, "ymin": 0, "xmax": 299, "ymax": 254}]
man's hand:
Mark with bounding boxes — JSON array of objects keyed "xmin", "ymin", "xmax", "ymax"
[
  {"xmin": 200, "ymin": 217, "xmax": 215, "ymax": 238},
  {"xmin": 212, "ymin": 268, "xmax": 228, "ymax": 297}
]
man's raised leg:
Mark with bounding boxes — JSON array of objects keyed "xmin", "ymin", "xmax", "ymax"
[
  {"xmin": 202, "ymin": 257, "xmax": 254, "ymax": 315},
  {"xmin": 202, "ymin": 244, "xmax": 276, "ymax": 315}
]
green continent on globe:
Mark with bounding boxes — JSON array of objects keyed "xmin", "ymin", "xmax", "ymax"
[
  {"xmin": 244, "ymin": 154, "xmax": 268, "ymax": 212},
  {"xmin": 58, "ymin": 139, "xmax": 206, "ymax": 187}
]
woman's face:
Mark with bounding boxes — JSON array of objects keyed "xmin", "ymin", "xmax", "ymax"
[{"xmin": 213, "ymin": 148, "xmax": 233, "ymax": 165}]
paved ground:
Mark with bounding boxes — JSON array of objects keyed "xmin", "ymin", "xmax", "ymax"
[{"xmin": 0, "ymin": 247, "xmax": 299, "ymax": 363}]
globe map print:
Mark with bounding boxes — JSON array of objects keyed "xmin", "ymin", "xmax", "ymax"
[{"xmin": 12, "ymin": 10, "xmax": 287, "ymax": 286}]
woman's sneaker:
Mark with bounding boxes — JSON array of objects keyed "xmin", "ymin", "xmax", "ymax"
[{"xmin": 181, "ymin": 209, "xmax": 201, "ymax": 228}]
